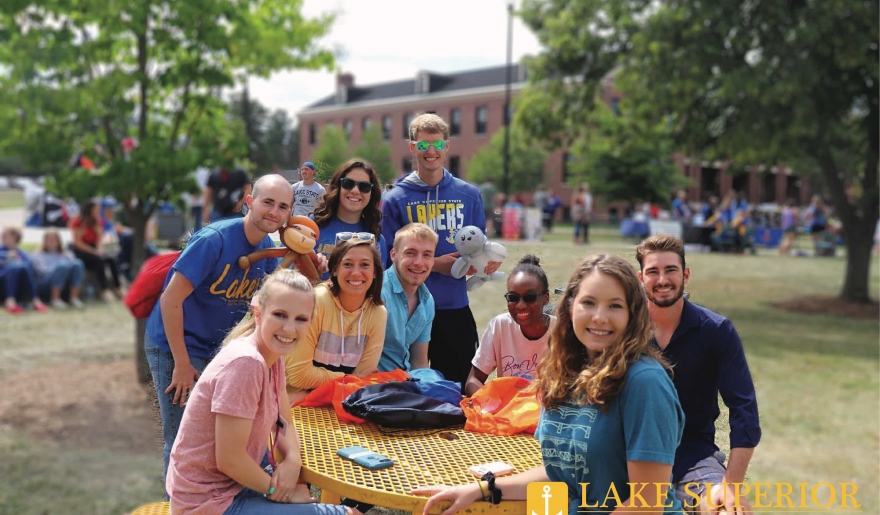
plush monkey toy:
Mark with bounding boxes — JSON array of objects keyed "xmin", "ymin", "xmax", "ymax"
[{"xmin": 237, "ymin": 215, "xmax": 322, "ymax": 284}]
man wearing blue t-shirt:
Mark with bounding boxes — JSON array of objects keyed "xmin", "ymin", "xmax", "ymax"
[
  {"xmin": 636, "ymin": 235, "xmax": 761, "ymax": 515},
  {"xmin": 145, "ymin": 173, "xmax": 293, "ymax": 485},
  {"xmin": 378, "ymin": 223, "xmax": 437, "ymax": 372}
]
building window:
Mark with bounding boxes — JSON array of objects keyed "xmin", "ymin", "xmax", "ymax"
[
  {"xmin": 700, "ymin": 167, "xmax": 720, "ymax": 198},
  {"xmin": 760, "ymin": 171, "xmax": 776, "ymax": 203},
  {"xmin": 402, "ymin": 157, "xmax": 413, "ymax": 174},
  {"xmin": 403, "ymin": 112, "xmax": 414, "ymax": 139},
  {"xmin": 308, "ymin": 123, "xmax": 316, "ymax": 145},
  {"xmin": 450, "ymin": 108, "xmax": 461, "ymax": 136},
  {"xmin": 562, "ymin": 152, "xmax": 574, "ymax": 183},
  {"xmin": 382, "ymin": 115, "xmax": 392, "ymax": 141},
  {"xmin": 343, "ymin": 119, "xmax": 352, "ymax": 139},
  {"xmin": 732, "ymin": 173, "xmax": 749, "ymax": 199},
  {"xmin": 475, "ymin": 106, "xmax": 488, "ymax": 134},
  {"xmin": 362, "ymin": 117, "xmax": 372, "ymax": 131},
  {"xmin": 449, "ymin": 156, "xmax": 460, "ymax": 177}
]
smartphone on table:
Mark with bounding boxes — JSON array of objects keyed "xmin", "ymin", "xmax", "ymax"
[
  {"xmin": 468, "ymin": 461, "xmax": 515, "ymax": 478},
  {"xmin": 337, "ymin": 446, "xmax": 395, "ymax": 470}
]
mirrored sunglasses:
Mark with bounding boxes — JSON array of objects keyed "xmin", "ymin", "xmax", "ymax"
[
  {"xmin": 339, "ymin": 177, "xmax": 373, "ymax": 194},
  {"xmin": 413, "ymin": 140, "xmax": 448, "ymax": 152},
  {"xmin": 503, "ymin": 292, "xmax": 545, "ymax": 304},
  {"xmin": 335, "ymin": 232, "xmax": 376, "ymax": 245}
]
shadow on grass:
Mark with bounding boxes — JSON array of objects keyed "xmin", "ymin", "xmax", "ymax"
[{"xmin": 715, "ymin": 302, "xmax": 879, "ymax": 360}]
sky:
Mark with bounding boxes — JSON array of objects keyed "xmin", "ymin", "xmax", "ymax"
[{"xmin": 247, "ymin": 0, "xmax": 544, "ymax": 123}]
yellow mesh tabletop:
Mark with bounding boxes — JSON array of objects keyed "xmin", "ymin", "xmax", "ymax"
[
  {"xmin": 130, "ymin": 501, "xmax": 169, "ymax": 515},
  {"xmin": 292, "ymin": 406, "xmax": 543, "ymax": 514}
]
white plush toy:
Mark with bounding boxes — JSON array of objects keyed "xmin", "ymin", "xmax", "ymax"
[{"xmin": 451, "ymin": 225, "xmax": 508, "ymax": 291}]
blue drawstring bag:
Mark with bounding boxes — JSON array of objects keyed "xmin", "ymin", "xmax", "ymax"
[
  {"xmin": 341, "ymin": 381, "xmax": 465, "ymax": 429},
  {"xmin": 409, "ymin": 368, "xmax": 463, "ymax": 406}
]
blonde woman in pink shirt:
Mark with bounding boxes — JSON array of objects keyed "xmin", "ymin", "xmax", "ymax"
[{"xmin": 166, "ymin": 269, "xmax": 358, "ymax": 515}]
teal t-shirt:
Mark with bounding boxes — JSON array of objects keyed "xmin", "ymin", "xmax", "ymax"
[{"xmin": 536, "ymin": 357, "xmax": 685, "ymax": 514}]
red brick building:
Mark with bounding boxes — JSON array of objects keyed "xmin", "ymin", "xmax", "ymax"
[{"xmin": 297, "ymin": 64, "xmax": 813, "ymax": 216}]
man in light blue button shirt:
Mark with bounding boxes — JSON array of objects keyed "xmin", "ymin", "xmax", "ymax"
[{"xmin": 378, "ymin": 223, "xmax": 437, "ymax": 372}]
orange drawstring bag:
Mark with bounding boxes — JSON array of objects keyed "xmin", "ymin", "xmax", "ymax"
[
  {"xmin": 295, "ymin": 369, "xmax": 410, "ymax": 423},
  {"xmin": 461, "ymin": 376, "xmax": 541, "ymax": 436}
]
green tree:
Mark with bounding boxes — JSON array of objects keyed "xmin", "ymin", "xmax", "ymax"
[
  {"xmin": 354, "ymin": 125, "xmax": 395, "ymax": 185},
  {"xmin": 571, "ymin": 104, "xmax": 686, "ymax": 205},
  {"xmin": 264, "ymin": 111, "xmax": 298, "ymax": 171},
  {"xmin": 519, "ymin": 0, "xmax": 878, "ymax": 302},
  {"xmin": 0, "ymin": 0, "xmax": 335, "ymax": 273},
  {"xmin": 312, "ymin": 125, "xmax": 351, "ymax": 182},
  {"xmin": 466, "ymin": 125, "xmax": 548, "ymax": 194}
]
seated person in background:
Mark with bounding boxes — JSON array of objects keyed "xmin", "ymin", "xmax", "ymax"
[
  {"xmin": 70, "ymin": 199, "xmax": 122, "ymax": 301},
  {"xmin": 32, "ymin": 230, "xmax": 86, "ymax": 309},
  {"xmin": 464, "ymin": 255, "xmax": 555, "ymax": 396},
  {"xmin": 0, "ymin": 227, "xmax": 48, "ymax": 314},
  {"xmin": 166, "ymin": 268, "xmax": 356, "ymax": 515},
  {"xmin": 377, "ymin": 223, "xmax": 437, "ymax": 373},
  {"xmin": 284, "ymin": 237, "xmax": 387, "ymax": 404}
]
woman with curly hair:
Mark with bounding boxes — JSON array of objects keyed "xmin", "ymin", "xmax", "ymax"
[
  {"xmin": 312, "ymin": 159, "xmax": 388, "ymax": 280},
  {"xmin": 414, "ymin": 254, "xmax": 685, "ymax": 515}
]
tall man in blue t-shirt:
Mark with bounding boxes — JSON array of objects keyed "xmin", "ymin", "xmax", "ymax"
[
  {"xmin": 145, "ymin": 173, "xmax": 293, "ymax": 484},
  {"xmin": 636, "ymin": 234, "xmax": 761, "ymax": 514},
  {"xmin": 381, "ymin": 113, "xmax": 501, "ymax": 387}
]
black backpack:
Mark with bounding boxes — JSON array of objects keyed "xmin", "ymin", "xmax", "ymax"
[{"xmin": 342, "ymin": 381, "xmax": 466, "ymax": 429}]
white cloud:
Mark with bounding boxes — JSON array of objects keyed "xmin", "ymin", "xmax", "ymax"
[{"xmin": 247, "ymin": 0, "xmax": 543, "ymax": 122}]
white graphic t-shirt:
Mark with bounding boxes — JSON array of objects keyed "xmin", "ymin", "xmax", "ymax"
[{"xmin": 472, "ymin": 313, "xmax": 555, "ymax": 379}]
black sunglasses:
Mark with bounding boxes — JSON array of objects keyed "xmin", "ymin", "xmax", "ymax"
[
  {"xmin": 504, "ymin": 292, "xmax": 546, "ymax": 304},
  {"xmin": 339, "ymin": 177, "xmax": 373, "ymax": 194}
]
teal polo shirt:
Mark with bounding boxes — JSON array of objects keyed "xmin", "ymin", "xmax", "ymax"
[{"xmin": 378, "ymin": 266, "xmax": 435, "ymax": 372}]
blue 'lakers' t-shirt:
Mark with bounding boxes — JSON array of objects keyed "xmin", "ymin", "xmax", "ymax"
[
  {"xmin": 314, "ymin": 216, "xmax": 387, "ymax": 281},
  {"xmin": 145, "ymin": 218, "xmax": 278, "ymax": 359},
  {"xmin": 536, "ymin": 357, "xmax": 685, "ymax": 515}
]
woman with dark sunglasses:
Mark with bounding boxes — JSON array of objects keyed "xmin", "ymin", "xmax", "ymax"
[
  {"xmin": 311, "ymin": 158, "xmax": 388, "ymax": 280},
  {"xmin": 464, "ymin": 254, "xmax": 555, "ymax": 396}
]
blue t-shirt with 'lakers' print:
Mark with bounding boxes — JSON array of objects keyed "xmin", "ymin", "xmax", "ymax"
[{"xmin": 145, "ymin": 217, "xmax": 278, "ymax": 359}]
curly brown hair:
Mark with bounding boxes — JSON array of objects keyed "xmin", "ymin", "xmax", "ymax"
[
  {"xmin": 313, "ymin": 158, "xmax": 382, "ymax": 237},
  {"xmin": 533, "ymin": 254, "xmax": 669, "ymax": 411}
]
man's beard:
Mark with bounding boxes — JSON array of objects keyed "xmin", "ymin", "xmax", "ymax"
[{"xmin": 648, "ymin": 283, "xmax": 685, "ymax": 308}]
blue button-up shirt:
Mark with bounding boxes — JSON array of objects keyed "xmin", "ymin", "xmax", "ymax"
[
  {"xmin": 657, "ymin": 300, "xmax": 761, "ymax": 482},
  {"xmin": 378, "ymin": 265, "xmax": 435, "ymax": 372}
]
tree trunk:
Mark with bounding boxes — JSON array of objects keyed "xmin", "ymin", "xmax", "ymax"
[
  {"xmin": 135, "ymin": 318, "xmax": 152, "ymax": 386},
  {"xmin": 839, "ymin": 218, "xmax": 877, "ymax": 303}
]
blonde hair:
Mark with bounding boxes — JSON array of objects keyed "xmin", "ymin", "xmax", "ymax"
[
  {"xmin": 408, "ymin": 113, "xmax": 449, "ymax": 140},
  {"xmin": 224, "ymin": 269, "xmax": 315, "ymax": 344},
  {"xmin": 533, "ymin": 254, "xmax": 669, "ymax": 411},
  {"xmin": 392, "ymin": 223, "xmax": 438, "ymax": 251}
]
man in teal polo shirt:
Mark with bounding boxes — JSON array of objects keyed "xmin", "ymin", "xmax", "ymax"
[{"xmin": 378, "ymin": 223, "xmax": 437, "ymax": 372}]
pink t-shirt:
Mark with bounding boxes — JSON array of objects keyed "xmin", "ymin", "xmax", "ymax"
[{"xmin": 167, "ymin": 335, "xmax": 285, "ymax": 515}]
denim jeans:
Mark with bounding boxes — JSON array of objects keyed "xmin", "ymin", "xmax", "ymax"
[
  {"xmin": 43, "ymin": 260, "xmax": 85, "ymax": 290},
  {"xmin": 224, "ymin": 488, "xmax": 349, "ymax": 515},
  {"xmin": 1, "ymin": 262, "xmax": 38, "ymax": 300},
  {"xmin": 144, "ymin": 333, "xmax": 211, "ymax": 486}
]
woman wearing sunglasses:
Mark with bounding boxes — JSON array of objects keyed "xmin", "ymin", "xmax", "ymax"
[
  {"xmin": 312, "ymin": 159, "xmax": 388, "ymax": 280},
  {"xmin": 284, "ymin": 237, "xmax": 387, "ymax": 404},
  {"xmin": 464, "ymin": 255, "xmax": 555, "ymax": 396}
]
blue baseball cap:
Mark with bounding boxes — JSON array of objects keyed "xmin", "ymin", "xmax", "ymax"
[{"xmin": 302, "ymin": 161, "xmax": 316, "ymax": 171}]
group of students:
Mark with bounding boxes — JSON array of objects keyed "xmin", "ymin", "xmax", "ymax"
[
  {"xmin": 143, "ymin": 112, "xmax": 760, "ymax": 515},
  {"xmin": 0, "ymin": 196, "xmax": 136, "ymax": 314}
]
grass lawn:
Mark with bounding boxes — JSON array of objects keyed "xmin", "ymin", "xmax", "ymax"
[
  {"xmin": 0, "ymin": 232, "xmax": 877, "ymax": 514},
  {"xmin": 0, "ymin": 188, "xmax": 25, "ymax": 209}
]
